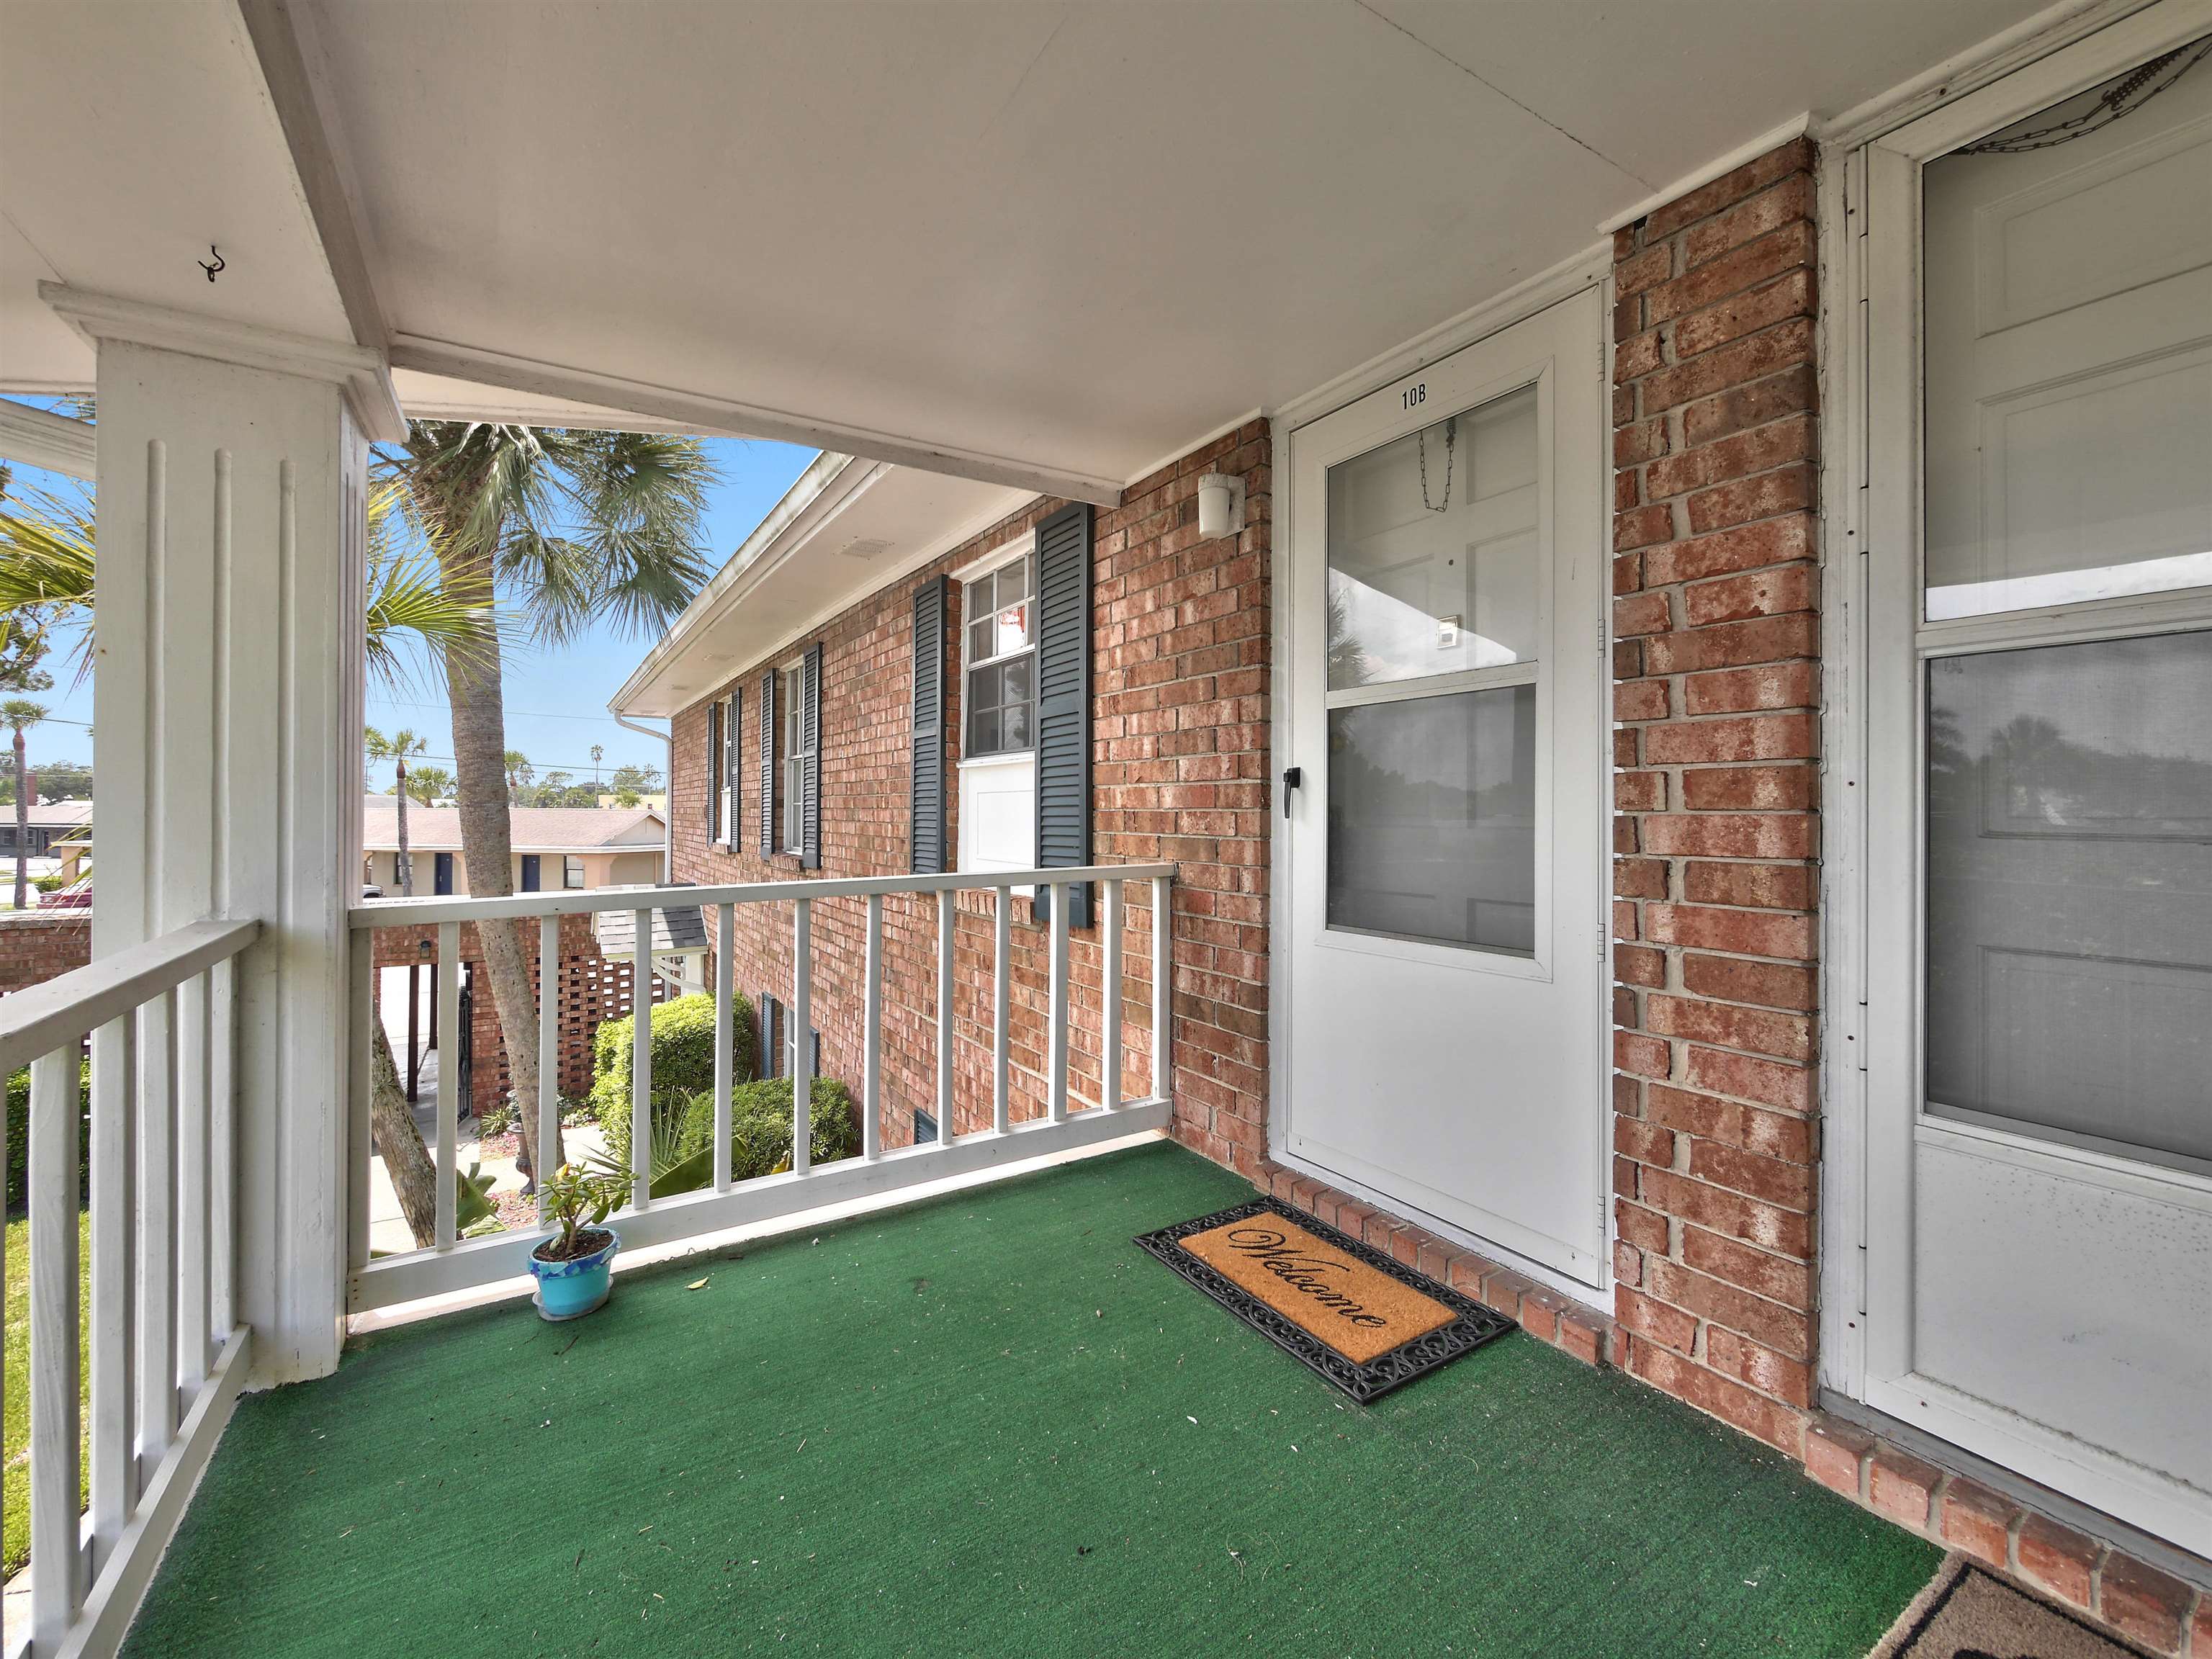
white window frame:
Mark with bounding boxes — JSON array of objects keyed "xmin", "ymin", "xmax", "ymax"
[
  {"xmin": 1820, "ymin": 0, "xmax": 2212, "ymax": 1546},
  {"xmin": 562, "ymin": 854, "xmax": 586, "ymax": 890},
  {"xmin": 778, "ymin": 660, "xmax": 806, "ymax": 855},
  {"xmin": 954, "ymin": 533, "xmax": 1038, "ymax": 876}
]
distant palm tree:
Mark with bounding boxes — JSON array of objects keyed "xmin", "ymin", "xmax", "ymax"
[
  {"xmin": 366, "ymin": 727, "xmax": 430, "ymax": 896},
  {"xmin": 590, "ymin": 743, "xmax": 604, "ymax": 789},
  {"xmin": 3, "ymin": 698, "xmax": 48, "ymax": 909},
  {"xmin": 387, "ymin": 423, "xmax": 714, "ymax": 1182},
  {"xmin": 504, "ymin": 750, "xmax": 534, "ymax": 804},
  {"xmin": 406, "ymin": 764, "xmax": 454, "ymax": 806}
]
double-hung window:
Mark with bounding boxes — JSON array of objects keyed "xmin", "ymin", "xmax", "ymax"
[
  {"xmin": 562, "ymin": 855, "xmax": 585, "ymax": 890},
  {"xmin": 956, "ymin": 535, "xmax": 1037, "ymax": 873},
  {"xmin": 778, "ymin": 662, "xmax": 805, "ymax": 853}
]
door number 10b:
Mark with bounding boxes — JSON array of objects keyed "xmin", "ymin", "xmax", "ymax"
[{"xmin": 1401, "ymin": 382, "xmax": 1427, "ymax": 412}]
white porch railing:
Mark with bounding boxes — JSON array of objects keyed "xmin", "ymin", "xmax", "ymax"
[
  {"xmin": 0, "ymin": 917, "xmax": 260, "ymax": 1659},
  {"xmin": 346, "ymin": 864, "xmax": 1175, "ymax": 1312}
]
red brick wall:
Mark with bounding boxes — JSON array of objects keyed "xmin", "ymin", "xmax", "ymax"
[
  {"xmin": 0, "ymin": 911, "xmax": 92, "ymax": 998},
  {"xmin": 366, "ymin": 913, "xmax": 667, "ymax": 1115},
  {"xmin": 1608, "ymin": 139, "xmax": 1822, "ymax": 1455},
  {"xmin": 671, "ymin": 423, "xmax": 1271, "ymax": 1171}
]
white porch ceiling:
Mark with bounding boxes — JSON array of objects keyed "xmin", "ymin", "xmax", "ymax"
[{"xmin": 5, "ymin": 0, "xmax": 2052, "ymax": 492}]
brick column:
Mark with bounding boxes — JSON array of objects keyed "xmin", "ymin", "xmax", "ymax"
[{"xmin": 1608, "ymin": 139, "xmax": 1820, "ymax": 1455}]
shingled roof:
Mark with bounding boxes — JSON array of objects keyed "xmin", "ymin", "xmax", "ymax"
[{"xmin": 360, "ymin": 802, "xmax": 663, "ymax": 852}]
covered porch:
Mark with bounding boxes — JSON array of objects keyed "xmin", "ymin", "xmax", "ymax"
[{"xmin": 126, "ymin": 1142, "xmax": 1933, "ymax": 1658}]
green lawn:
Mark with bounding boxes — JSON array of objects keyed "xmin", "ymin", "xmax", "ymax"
[
  {"xmin": 3, "ymin": 1210, "xmax": 91, "ymax": 1577},
  {"xmin": 126, "ymin": 1143, "xmax": 1938, "ymax": 1656}
]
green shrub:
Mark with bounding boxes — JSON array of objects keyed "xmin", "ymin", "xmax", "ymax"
[
  {"xmin": 5, "ymin": 1060, "xmax": 91, "ymax": 1216},
  {"xmin": 586, "ymin": 989, "xmax": 734, "ymax": 1169},
  {"xmin": 588, "ymin": 992, "xmax": 755, "ymax": 1125},
  {"xmin": 596, "ymin": 1074, "xmax": 858, "ymax": 1197}
]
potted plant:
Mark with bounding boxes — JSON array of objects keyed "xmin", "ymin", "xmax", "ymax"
[{"xmin": 528, "ymin": 1156, "xmax": 628, "ymax": 1321}]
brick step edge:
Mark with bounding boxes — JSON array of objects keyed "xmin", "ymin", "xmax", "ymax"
[
  {"xmin": 1254, "ymin": 1161, "xmax": 1615, "ymax": 1368},
  {"xmin": 1254, "ymin": 1161, "xmax": 2208, "ymax": 1658},
  {"xmin": 1807, "ymin": 1416, "xmax": 2211, "ymax": 1658}
]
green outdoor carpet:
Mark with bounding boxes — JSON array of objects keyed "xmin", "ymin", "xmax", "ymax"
[{"xmin": 125, "ymin": 1142, "xmax": 1937, "ymax": 1658}]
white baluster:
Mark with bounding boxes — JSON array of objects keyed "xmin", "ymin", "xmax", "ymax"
[
  {"xmin": 631, "ymin": 908, "xmax": 653, "ymax": 1210},
  {"xmin": 346, "ymin": 931, "xmax": 373, "ymax": 1272},
  {"xmin": 30, "ymin": 1046, "xmax": 85, "ymax": 1643},
  {"xmin": 537, "ymin": 912, "xmax": 559, "ymax": 1220},
  {"xmin": 1103, "ymin": 881, "xmax": 1124, "ymax": 1111},
  {"xmin": 89, "ymin": 1015, "xmax": 136, "ymax": 1570},
  {"xmin": 1152, "ymin": 876, "xmax": 1172, "ymax": 1102},
  {"xmin": 175, "ymin": 973, "xmax": 210, "ymax": 1395},
  {"xmin": 935, "ymin": 889, "xmax": 953, "ymax": 1137},
  {"xmin": 863, "ymin": 894, "xmax": 882, "ymax": 1159},
  {"xmin": 208, "ymin": 953, "xmax": 236, "ymax": 1341},
  {"xmin": 713, "ymin": 902, "xmax": 734, "ymax": 1192},
  {"xmin": 791, "ymin": 898, "xmax": 812, "ymax": 1176},
  {"xmin": 1047, "ymin": 883, "xmax": 1070, "ymax": 1123},
  {"xmin": 436, "ymin": 923, "xmax": 459, "ymax": 1249},
  {"xmin": 992, "ymin": 887, "xmax": 1010, "ymax": 1135},
  {"xmin": 136, "ymin": 989, "xmax": 176, "ymax": 1480}
]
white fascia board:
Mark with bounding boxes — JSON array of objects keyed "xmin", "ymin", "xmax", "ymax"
[{"xmin": 608, "ymin": 451, "xmax": 875, "ymax": 714}]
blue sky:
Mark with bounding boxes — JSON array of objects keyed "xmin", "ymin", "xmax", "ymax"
[{"xmin": 3, "ymin": 400, "xmax": 814, "ymax": 789}]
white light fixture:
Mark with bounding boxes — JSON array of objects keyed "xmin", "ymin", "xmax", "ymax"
[{"xmin": 1197, "ymin": 472, "xmax": 1245, "ymax": 541}]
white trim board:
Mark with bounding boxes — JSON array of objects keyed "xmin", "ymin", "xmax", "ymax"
[{"xmin": 0, "ymin": 398, "xmax": 96, "ymax": 481}]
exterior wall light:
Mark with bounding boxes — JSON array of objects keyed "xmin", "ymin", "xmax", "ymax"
[{"xmin": 1197, "ymin": 472, "xmax": 1245, "ymax": 541}]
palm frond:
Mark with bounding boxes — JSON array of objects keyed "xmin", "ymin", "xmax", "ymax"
[
  {"xmin": 363, "ymin": 477, "xmax": 498, "ymax": 693},
  {"xmin": 0, "ymin": 483, "xmax": 97, "ymax": 683}
]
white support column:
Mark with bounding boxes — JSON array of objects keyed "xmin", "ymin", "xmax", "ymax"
[
  {"xmin": 712, "ymin": 904, "xmax": 734, "ymax": 1192},
  {"xmin": 63, "ymin": 289, "xmax": 397, "ymax": 1388},
  {"xmin": 862, "ymin": 894, "xmax": 882, "ymax": 1159},
  {"xmin": 1102, "ymin": 881, "xmax": 1124, "ymax": 1112}
]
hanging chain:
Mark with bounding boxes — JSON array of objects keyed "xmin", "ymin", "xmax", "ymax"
[
  {"xmin": 1419, "ymin": 415, "xmax": 1457, "ymax": 513},
  {"xmin": 1959, "ymin": 38, "xmax": 2211, "ymax": 153}
]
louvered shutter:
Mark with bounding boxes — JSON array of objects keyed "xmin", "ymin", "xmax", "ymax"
[
  {"xmin": 761, "ymin": 994, "xmax": 782, "ymax": 1080},
  {"xmin": 705, "ymin": 700, "xmax": 721, "ymax": 840},
  {"xmin": 910, "ymin": 577, "xmax": 947, "ymax": 873},
  {"xmin": 1031, "ymin": 502, "xmax": 1094, "ymax": 928},
  {"xmin": 725, "ymin": 688, "xmax": 742, "ymax": 842},
  {"xmin": 758, "ymin": 670, "xmax": 776, "ymax": 855},
  {"xmin": 799, "ymin": 643, "xmax": 822, "ymax": 870}
]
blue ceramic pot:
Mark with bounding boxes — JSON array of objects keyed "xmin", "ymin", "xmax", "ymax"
[{"xmin": 529, "ymin": 1227, "xmax": 619, "ymax": 1321}]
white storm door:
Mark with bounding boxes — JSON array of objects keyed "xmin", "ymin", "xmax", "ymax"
[
  {"xmin": 1281, "ymin": 289, "xmax": 1607, "ymax": 1287},
  {"xmin": 1861, "ymin": 34, "xmax": 2212, "ymax": 1554}
]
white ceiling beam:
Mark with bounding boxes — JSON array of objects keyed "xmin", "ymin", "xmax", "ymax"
[
  {"xmin": 387, "ymin": 333, "xmax": 1124, "ymax": 508},
  {"xmin": 232, "ymin": 0, "xmax": 390, "ymax": 350},
  {"xmin": 0, "ymin": 399, "xmax": 96, "ymax": 482}
]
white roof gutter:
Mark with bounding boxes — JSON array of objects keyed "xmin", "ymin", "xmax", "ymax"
[{"xmin": 612, "ymin": 712, "xmax": 675, "ymax": 882}]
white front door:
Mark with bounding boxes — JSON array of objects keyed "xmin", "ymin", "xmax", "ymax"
[
  {"xmin": 1861, "ymin": 32, "xmax": 2212, "ymax": 1552},
  {"xmin": 1279, "ymin": 289, "xmax": 1607, "ymax": 1287}
]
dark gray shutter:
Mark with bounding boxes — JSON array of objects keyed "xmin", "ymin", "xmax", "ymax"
[
  {"xmin": 761, "ymin": 994, "xmax": 782, "ymax": 1079},
  {"xmin": 910, "ymin": 576, "xmax": 947, "ymax": 873},
  {"xmin": 725, "ymin": 688, "xmax": 742, "ymax": 840},
  {"xmin": 758, "ymin": 670, "xmax": 775, "ymax": 856},
  {"xmin": 799, "ymin": 643, "xmax": 822, "ymax": 870},
  {"xmin": 1031, "ymin": 503, "xmax": 1094, "ymax": 928},
  {"xmin": 705, "ymin": 700, "xmax": 721, "ymax": 840}
]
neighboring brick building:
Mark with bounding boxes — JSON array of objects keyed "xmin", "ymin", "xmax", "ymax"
[{"xmin": 0, "ymin": 909, "xmax": 93, "ymax": 998}]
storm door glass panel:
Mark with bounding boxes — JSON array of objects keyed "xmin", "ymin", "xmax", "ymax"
[
  {"xmin": 1924, "ymin": 631, "xmax": 2212, "ymax": 1171},
  {"xmin": 1921, "ymin": 54, "xmax": 2212, "ymax": 621},
  {"xmin": 1327, "ymin": 384, "xmax": 1539, "ymax": 687},
  {"xmin": 1323, "ymin": 381, "xmax": 1542, "ymax": 954},
  {"xmin": 1328, "ymin": 687, "xmax": 1536, "ymax": 954}
]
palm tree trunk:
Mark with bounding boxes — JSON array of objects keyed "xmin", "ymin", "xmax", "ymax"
[
  {"xmin": 437, "ymin": 545, "xmax": 559, "ymax": 1182},
  {"xmin": 12, "ymin": 730, "xmax": 27, "ymax": 910},
  {"xmin": 369, "ymin": 1019, "xmax": 439, "ymax": 1248},
  {"xmin": 395, "ymin": 757, "xmax": 413, "ymax": 897}
]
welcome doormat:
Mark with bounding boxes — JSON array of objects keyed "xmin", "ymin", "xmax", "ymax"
[
  {"xmin": 1872, "ymin": 1558, "xmax": 2148, "ymax": 1659},
  {"xmin": 1134, "ymin": 1197, "xmax": 1514, "ymax": 1402}
]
